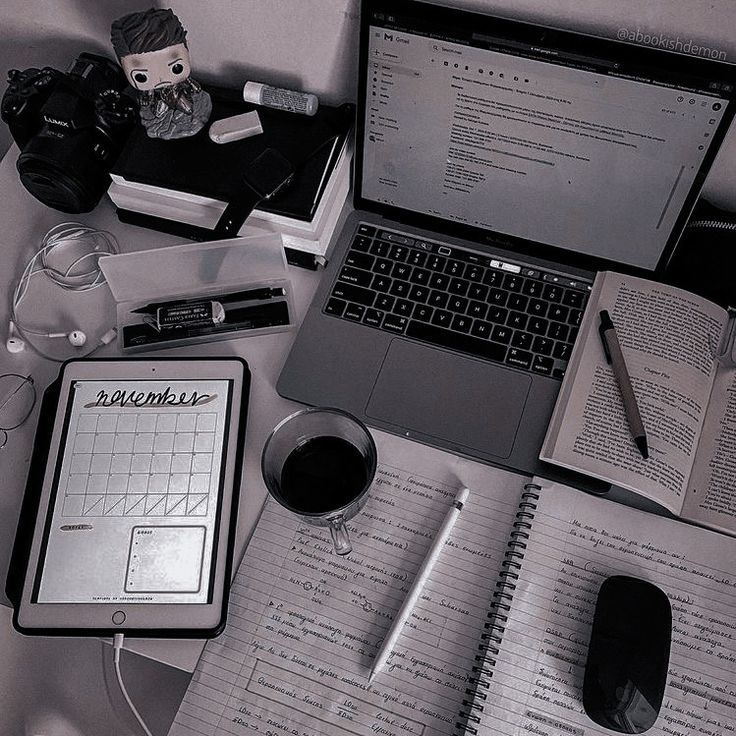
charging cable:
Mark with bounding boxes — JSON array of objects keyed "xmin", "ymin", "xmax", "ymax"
[{"xmin": 112, "ymin": 634, "xmax": 154, "ymax": 736}]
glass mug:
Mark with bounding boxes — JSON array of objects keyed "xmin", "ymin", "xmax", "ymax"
[{"xmin": 261, "ymin": 407, "xmax": 377, "ymax": 555}]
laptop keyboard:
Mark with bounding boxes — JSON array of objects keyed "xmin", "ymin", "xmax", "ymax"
[{"xmin": 323, "ymin": 224, "xmax": 591, "ymax": 380}]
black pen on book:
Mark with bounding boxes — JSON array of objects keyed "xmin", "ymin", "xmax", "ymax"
[{"xmin": 598, "ymin": 310, "xmax": 649, "ymax": 459}]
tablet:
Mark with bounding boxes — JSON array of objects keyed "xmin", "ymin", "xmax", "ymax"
[{"xmin": 12, "ymin": 357, "xmax": 249, "ymax": 636}]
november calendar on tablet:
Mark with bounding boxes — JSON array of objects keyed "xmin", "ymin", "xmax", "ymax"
[{"xmin": 12, "ymin": 358, "xmax": 249, "ymax": 636}]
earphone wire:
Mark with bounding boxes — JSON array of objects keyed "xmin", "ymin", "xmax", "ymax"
[
  {"xmin": 9, "ymin": 223, "xmax": 118, "ymax": 361},
  {"xmin": 14, "ymin": 223, "xmax": 115, "ymax": 299}
]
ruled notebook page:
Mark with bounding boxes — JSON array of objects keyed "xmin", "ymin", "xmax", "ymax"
[
  {"xmin": 474, "ymin": 481, "xmax": 736, "ymax": 736},
  {"xmin": 168, "ymin": 430, "xmax": 526, "ymax": 736}
]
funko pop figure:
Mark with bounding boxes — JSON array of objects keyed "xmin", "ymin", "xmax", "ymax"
[{"xmin": 111, "ymin": 8, "xmax": 212, "ymax": 139}]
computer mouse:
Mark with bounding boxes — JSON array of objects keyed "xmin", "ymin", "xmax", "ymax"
[{"xmin": 583, "ymin": 575, "xmax": 671, "ymax": 734}]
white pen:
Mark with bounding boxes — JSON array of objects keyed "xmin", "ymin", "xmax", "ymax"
[{"xmin": 369, "ymin": 486, "xmax": 470, "ymax": 683}]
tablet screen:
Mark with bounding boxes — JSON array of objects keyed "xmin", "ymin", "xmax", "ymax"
[{"xmin": 33, "ymin": 378, "xmax": 232, "ymax": 605}]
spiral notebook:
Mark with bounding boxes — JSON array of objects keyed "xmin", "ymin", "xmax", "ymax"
[
  {"xmin": 167, "ymin": 431, "xmax": 736, "ymax": 736},
  {"xmin": 461, "ymin": 482, "xmax": 736, "ymax": 736}
]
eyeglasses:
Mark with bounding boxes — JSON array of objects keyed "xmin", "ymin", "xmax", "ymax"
[{"xmin": 0, "ymin": 373, "xmax": 36, "ymax": 448}]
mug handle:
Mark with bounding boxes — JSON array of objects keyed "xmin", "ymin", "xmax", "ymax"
[{"xmin": 328, "ymin": 516, "xmax": 352, "ymax": 556}]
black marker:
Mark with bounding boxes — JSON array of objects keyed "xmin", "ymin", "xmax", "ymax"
[
  {"xmin": 598, "ymin": 310, "xmax": 649, "ymax": 459},
  {"xmin": 131, "ymin": 286, "xmax": 286, "ymax": 316},
  {"xmin": 123, "ymin": 300, "xmax": 290, "ymax": 348}
]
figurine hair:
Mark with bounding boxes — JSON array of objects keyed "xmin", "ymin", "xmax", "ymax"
[{"xmin": 110, "ymin": 8, "xmax": 188, "ymax": 58}]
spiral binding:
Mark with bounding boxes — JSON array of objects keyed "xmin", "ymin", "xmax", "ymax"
[{"xmin": 455, "ymin": 482, "xmax": 541, "ymax": 736}]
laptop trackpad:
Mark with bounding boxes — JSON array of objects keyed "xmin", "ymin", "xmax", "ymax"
[{"xmin": 366, "ymin": 340, "xmax": 531, "ymax": 459}]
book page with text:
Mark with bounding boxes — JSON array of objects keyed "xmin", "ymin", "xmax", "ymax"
[
  {"xmin": 542, "ymin": 272, "xmax": 726, "ymax": 514},
  {"xmin": 682, "ymin": 365, "xmax": 736, "ymax": 536},
  {"xmin": 168, "ymin": 430, "xmax": 527, "ymax": 736},
  {"xmin": 475, "ymin": 481, "xmax": 736, "ymax": 736}
]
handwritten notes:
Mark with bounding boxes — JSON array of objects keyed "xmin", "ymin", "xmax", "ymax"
[
  {"xmin": 475, "ymin": 482, "xmax": 736, "ymax": 736},
  {"xmin": 168, "ymin": 430, "xmax": 524, "ymax": 736}
]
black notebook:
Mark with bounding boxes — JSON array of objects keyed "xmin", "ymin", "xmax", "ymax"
[
  {"xmin": 112, "ymin": 87, "xmax": 354, "ymax": 222},
  {"xmin": 165, "ymin": 431, "xmax": 736, "ymax": 736}
]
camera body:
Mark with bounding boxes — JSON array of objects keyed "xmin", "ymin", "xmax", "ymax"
[{"xmin": 1, "ymin": 53, "xmax": 137, "ymax": 213}]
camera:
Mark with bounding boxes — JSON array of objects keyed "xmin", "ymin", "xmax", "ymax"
[{"xmin": 1, "ymin": 53, "xmax": 137, "ymax": 213}]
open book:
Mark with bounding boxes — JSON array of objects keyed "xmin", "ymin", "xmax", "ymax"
[
  {"xmin": 167, "ymin": 430, "xmax": 736, "ymax": 736},
  {"xmin": 542, "ymin": 271, "xmax": 736, "ymax": 536}
]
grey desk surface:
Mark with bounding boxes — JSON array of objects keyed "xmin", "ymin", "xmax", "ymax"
[{"xmin": 0, "ymin": 145, "xmax": 322, "ymax": 672}]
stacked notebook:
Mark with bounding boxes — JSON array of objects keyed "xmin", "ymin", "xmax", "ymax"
[
  {"xmin": 166, "ymin": 430, "xmax": 736, "ymax": 736},
  {"xmin": 109, "ymin": 90, "xmax": 354, "ymax": 269}
]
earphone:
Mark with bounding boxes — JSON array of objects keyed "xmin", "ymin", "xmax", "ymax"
[
  {"xmin": 5, "ymin": 321, "xmax": 26, "ymax": 354},
  {"xmin": 7, "ymin": 223, "xmax": 119, "ymax": 361},
  {"xmin": 6, "ymin": 323, "xmax": 116, "ymax": 354},
  {"xmin": 49, "ymin": 330, "xmax": 87, "ymax": 346},
  {"xmin": 6, "ymin": 323, "xmax": 88, "ymax": 352}
]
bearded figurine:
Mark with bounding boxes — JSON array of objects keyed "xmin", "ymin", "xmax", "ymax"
[{"xmin": 111, "ymin": 8, "xmax": 212, "ymax": 139}]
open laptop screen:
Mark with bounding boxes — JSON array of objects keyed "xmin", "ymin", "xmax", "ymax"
[{"xmin": 358, "ymin": 0, "xmax": 735, "ymax": 272}]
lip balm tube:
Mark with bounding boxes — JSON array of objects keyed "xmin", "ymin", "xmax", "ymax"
[{"xmin": 243, "ymin": 81, "xmax": 319, "ymax": 116}]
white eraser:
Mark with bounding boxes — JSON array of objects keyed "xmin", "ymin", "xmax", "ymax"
[{"xmin": 208, "ymin": 110, "xmax": 263, "ymax": 144}]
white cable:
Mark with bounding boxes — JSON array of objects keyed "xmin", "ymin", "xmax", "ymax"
[
  {"xmin": 9, "ymin": 222, "xmax": 118, "ymax": 361},
  {"xmin": 113, "ymin": 633, "xmax": 154, "ymax": 736},
  {"xmin": 12, "ymin": 223, "xmax": 114, "ymax": 307}
]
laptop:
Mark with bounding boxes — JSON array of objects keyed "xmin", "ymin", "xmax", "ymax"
[{"xmin": 278, "ymin": 0, "xmax": 736, "ymax": 478}]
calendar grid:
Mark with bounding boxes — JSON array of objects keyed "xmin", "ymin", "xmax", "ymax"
[{"xmin": 62, "ymin": 410, "xmax": 218, "ymax": 517}]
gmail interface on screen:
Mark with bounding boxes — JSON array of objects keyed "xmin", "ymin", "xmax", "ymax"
[{"xmin": 362, "ymin": 19, "xmax": 730, "ymax": 269}]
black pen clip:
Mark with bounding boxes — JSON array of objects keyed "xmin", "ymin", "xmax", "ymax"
[
  {"xmin": 598, "ymin": 310, "xmax": 613, "ymax": 364},
  {"xmin": 715, "ymin": 306, "xmax": 736, "ymax": 367}
]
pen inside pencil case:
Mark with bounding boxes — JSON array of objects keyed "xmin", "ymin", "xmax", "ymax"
[
  {"xmin": 131, "ymin": 286, "xmax": 286, "ymax": 315},
  {"xmin": 122, "ymin": 299, "xmax": 291, "ymax": 348}
]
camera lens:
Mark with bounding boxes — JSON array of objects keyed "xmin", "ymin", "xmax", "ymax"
[
  {"xmin": 17, "ymin": 135, "xmax": 109, "ymax": 213},
  {"xmin": 19, "ymin": 162, "xmax": 87, "ymax": 213}
]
